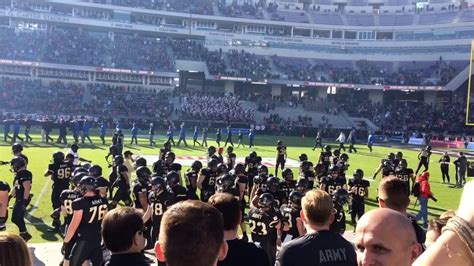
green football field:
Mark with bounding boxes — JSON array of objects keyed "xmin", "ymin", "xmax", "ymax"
[{"xmin": 0, "ymin": 131, "xmax": 466, "ymax": 243}]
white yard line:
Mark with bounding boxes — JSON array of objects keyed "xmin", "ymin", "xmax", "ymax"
[{"xmin": 26, "ymin": 179, "xmax": 51, "ymax": 218}]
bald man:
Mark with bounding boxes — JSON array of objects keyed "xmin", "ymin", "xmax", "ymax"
[{"xmin": 354, "ymin": 208, "xmax": 422, "ymax": 266}]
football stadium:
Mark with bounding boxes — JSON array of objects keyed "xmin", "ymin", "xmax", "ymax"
[{"xmin": 0, "ymin": 0, "xmax": 474, "ymax": 265}]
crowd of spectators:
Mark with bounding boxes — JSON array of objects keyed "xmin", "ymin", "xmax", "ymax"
[
  {"xmin": 0, "ymin": 27, "xmax": 465, "ymax": 86},
  {"xmin": 166, "ymin": 39, "xmax": 227, "ymax": 75},
  {"xmin": 109, "ymin": 0, "xmax": 214, "ymax": 15},
  {"xmin": 227, "ymin": 50, "xmax": 273, "ymax": 80},
  {"xmin": 0, "ymin": 77, "xmax": 172, "ymax": 120},
  {"xmin": 0, "ymin": 77, "xmax": 84, "ymax": 114},
  {"xmin": 180, "ymin": 95, "xmax": 255, "ymax": 123},
  {"xmin": 86, "ymin": 83, "xmax": 173, "ymax": 118},
  {"xmin": 262, "ymin": 113, "xmax": 313, "ymax": 129},
  {"xmin": 218, "ymin": 1, "xmax": 264, "ymax": 19},
  {"xmin": 357, "ymin": 60, "xmax": 461, "ymax": 86},
  {"xmin": 342, "ymin": 98, "xmax": 465, "ymax": 133}
]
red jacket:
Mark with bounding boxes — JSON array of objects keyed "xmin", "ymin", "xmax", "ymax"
[{"xmin": 417, "ymin": 172, "xmax": 433, "ymax": 198}]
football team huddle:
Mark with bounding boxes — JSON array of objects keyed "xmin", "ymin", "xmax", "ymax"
[{"xmin": 0, "ymin": 138, "xmax": 423, "ymax": 265}]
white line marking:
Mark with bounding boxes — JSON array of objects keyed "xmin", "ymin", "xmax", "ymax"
[{"xmin": 26, "ymin": 179, "xmax": 51, "ymax": 218}]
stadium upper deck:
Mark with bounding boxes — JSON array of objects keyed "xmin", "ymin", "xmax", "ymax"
[{"xmin": 0, "ymin": 0, "xmax": 472, "ymax": 89}]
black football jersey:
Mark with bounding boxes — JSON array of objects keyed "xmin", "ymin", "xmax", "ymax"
[
  {"xmin": 321, "ymin": 176, "xmax": 346, "ymax": 196},
  {"xmin": 396, "ymin": 168, "xmax": 414, "ymax": 192},
  {"xmin": 169, "ymin": 185, "xmax": 187, "ymax": 202},
  {"xmin": 48, "ymin": 161, "xmax": 74, "ymax": 187},
  {"xmin": 280, "ymin": 180, "xmax": 296, "ymax": 198},
  {"xmin": 148, "ymin": 190, "xmax": 175, "ymax": 226},
  {"xmin": 168, "ymin": 163, "xmax": 182, "ymax": 172},
  {"xmin": 277, "ymin": 145, "xmax": 286, "ymax": 159},
  {"xmin": 235, "ymin": 174, "xmax": 248, "ymax": 203},
  {"xmin": 330, "ymin": 202, "xmax": 346, "ymax": 234},
  {"xmin": 95, "ymin": 176, "xmax": 110, "ymax": 189},
  {"xmin": 186, "ymin": 170, "xmax": 199, "ymax": 191},
  {"xmin": 245, "ymin": 157, "xmax": 260, "ymax": 176},
  {"xmin": 248, "ymin": 208, "xmax": 280, "ymax": 243},
  {"xmin": 381, "ymin": 159, "xmax": 396, "ymax": 176},
  {"xmin": 200, "ymin": 168, "xmax": 217, "ymax": 193},
  {"xmin": 60, "ymin": 189, "xmax": 81, "ymax": 225},
  {"xmin": 13, "ymin": 170, "xmax": 32, "ymax": 202},
  {"xmin": 348, "ymin": 178, "xmax": 370, "ymax": 203},
  {"xmin": 282, "ymin": 206, "xmax": 301, "ymax": 239},
  {"xmin": 320, "ymin": 151, "xmax": 332, "ymax": 166},
  {"xmin": 132, "ymin": 180, "xmax": 152, "ymax": 209},
  {"xmin": 72, "ymin": 195, "xmax": 108, "ymax": 242}
]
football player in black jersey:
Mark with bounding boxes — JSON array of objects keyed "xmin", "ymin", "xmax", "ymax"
[
  {"xmin": 252, "ymin": 176, "xmax": 287, "ymax": 209},
  {"xmin": 109, "ymin": 155, "xmax": 124, "ymax": 199},
  {"xmin": 89, "ymin": 165, "xmax": 109, "ymax": 198},
  {"xmin": 295, "ymin": 178, "xmax": 310, "ymax": 194},
  {"xmin": 12, "ymin": 143, "xmax": 28, "ymax": 166},
  {"xmin": 299, "ymin": 154, "xmax": 316, "ymax": 188},
  {"xmin": 59, "ymin": 174, "xmax": 82, "ymax": 266},
  {"xmin": 224, "ymin": 126, "xmax": 234, "ymax": 147},
  {"xmin": 348, "ymin": 169, "xmax": 370, "ymax": 229},
  {"xmin": 237, "ymin": 129, "xmax": 245, "ymax": 148},
  {"xmin": 217, "ymin": 162, "xmax": 229, "ymax": 176},
  {"xmin": 45, "ymin": 151, "xmax": 74, "ymax": 230},
  {"xmin": 275, "ymin": 140, "xmax": 287, "ymax": 177},
  {"xmin": 64, "ymin": 176, "xmax": 108, "ymax": 266},
  {"xmin": 250, "ymin": 165, "xmax": 268, "ymax": 202},
  {"xmin": 280, "ymin": 168, "xmax": 296, "ymax": 199},
  {"xmin": 166, "ymin": 171, "xmax": 187, "ymax": 202},
  {"xmin": 197, "ymin": 159, "xmax": 218, "ymax": 202},
  {"xmin": 112, "ymin": 129, "xmax": 124, "ymax": 155},
  {"xmin": 165, "ymin": 152, "xmax": 182, "ymax": 182},
  {"xmin": 110, "ymin": 164, "xmax": 132, "ymax": 209},
  {"xmin": 132, "ymin": 166, "xmax": 152, "ymax": 211},
  {"xmin": 226, "ymin": 146, "xmax": 236, "ymax": 170},
  {"xmin": 216, "ymin": 128, "xmax": 222, "ymax": 147},
  {"xmin": 337, "ymin": 153, "xmax": 350, "ymax": 177},
  {"xmin": 395, "ymin": 159, "xmax": 414, "ymax": 194},
  {"xmin": 281, "ymin": 191, "xmax": 304, "ymax": 241},
  {"xmin": 132, "ymin": 166, "xmax": 152, "ymax": 251},
  {"xmin": 231, "ymin": 163, "xmax": 249, "ymax": 241},
  {"xmin": 142, "ymin": 175, "xmax": 175, "ymax": 262},
  {"xmin": 10, "ymin": 156, "xmax": 32, "ymax": 241},
  {"xmin": 0, "ymin": 180, "xmax": 10, "ymax": 231},
  {"xmin": 331, "ymin": 149, "xmax": 341, "ymax": 166},
  {"xmin": 248, "ymin": 193, "xmax": 282, "ymax": 265},
  {"xmin": 185, "ymin": 160, "xmax": 202, "ymax": 200},
  {"xmin": 318, "ymin": 145, "xmax": 332, "ymax": 175},
  {"xmin": 246, "ymin": 151, "xmax": 262, "ymax": 195},
  {"xmin": 416, "ymin": 145, "xmax": 432, "ymax": 175},
  {"xmin": 373, "ymin": 153, "xmax": 396, "ymax": 179},
  {"xmin": 216, "ymin": 174, "xmax": 239, "ymax": 197},
  {"xmin": 312, "ymin": 130, "xmax": 323, "ymax": 151},
  {"xmin": 320, "ymin": 165, "xmax": 347, "ymax": 196},
  {"xmin": 159, "ymin": 141, "xmax": 172, "ymax": 161},
  {"xmin": 394, "ymin": 151, "xmax": 406, "ymax": 168},
  {"xmin": 105, "ymin": 145, "xmax": 121, "ymax": 167},
  {"xmin": 330, "ymin": 189, "xmax": 350, "ymax": 235}
]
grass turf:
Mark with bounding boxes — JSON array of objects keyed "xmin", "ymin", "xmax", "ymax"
[{"xmin": 0, "ymin": 132, "xmax": 465, "ymax": 243}]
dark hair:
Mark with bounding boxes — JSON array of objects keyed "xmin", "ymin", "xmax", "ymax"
[
  {"xmin": 378, "ymin": 177, "xmax": 410, "ymax": 212},
  {"xmin": 102, "ymin": 207, "xmax": 143, "ymax": 253},
  {"xmin": 159, "ymin": 201, "xmax": 224, "ymax": 266},
  {"xmin": 209, "ymin": 193, "xmax": 241, "ymax": 231},
  {"xmin": 0, "ymin": 232, "xmax": 32, "ymax": 266}
]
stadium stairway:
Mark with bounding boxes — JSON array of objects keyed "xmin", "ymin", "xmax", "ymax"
[
  {"xmin": 445, "ymin": 64, "xmax": 470, "ymax": 91},
  {"xmin": 240, "ymin": 100, "xmax": 356, "ymax": 129}
]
